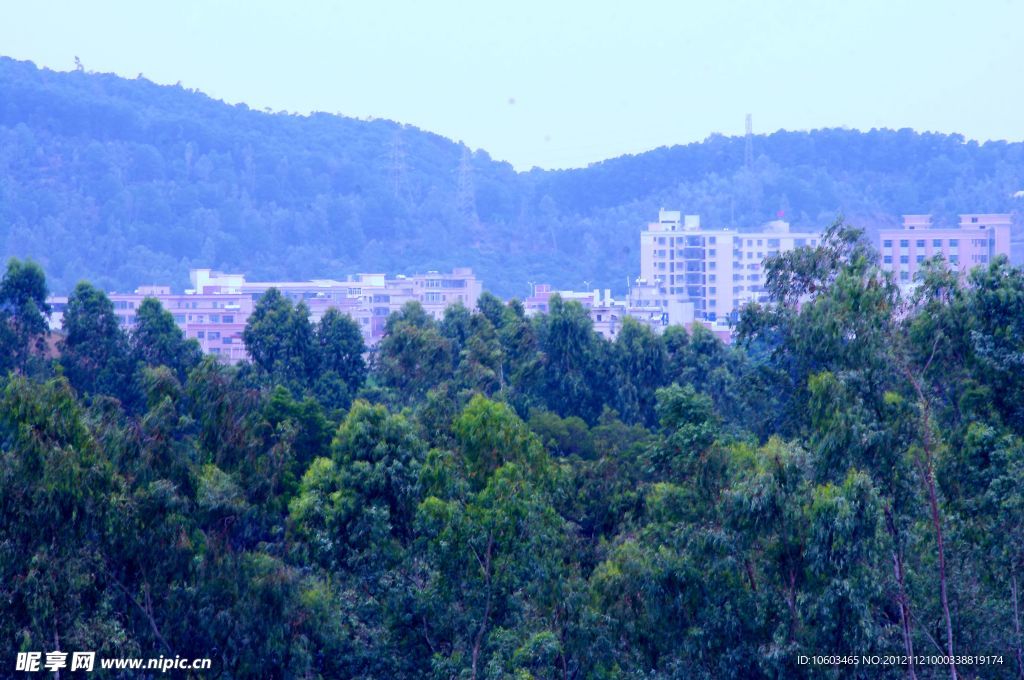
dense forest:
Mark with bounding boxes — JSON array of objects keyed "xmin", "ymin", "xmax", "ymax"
[
  {"xmin": 1, "ymin": 56, "xmax": 1022, "ymax": 297},
  {"xmin": 3, "ymin": 222, "xmax": 1024, "ymax": 678}
]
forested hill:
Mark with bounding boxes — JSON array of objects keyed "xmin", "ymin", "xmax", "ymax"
[{"xmin": 2, "ymin": 56, "xmax": 1022, "ymax": 296}]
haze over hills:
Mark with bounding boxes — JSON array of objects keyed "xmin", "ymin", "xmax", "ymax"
[{"xmin": 1, "ymin": 56, "xmax": 1021, "ymax": 297}]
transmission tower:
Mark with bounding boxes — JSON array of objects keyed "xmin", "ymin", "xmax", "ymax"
[
  {"xmin": 389, "ymin": 130, "xmax": 409, "ymax": 201},
  {"xmin": 744, "ymin": 114, "xmax": 753, "ymax": 168},
  {"xmin": 455, "ymin": 146, "xmax": 480, "ymax": 230}
]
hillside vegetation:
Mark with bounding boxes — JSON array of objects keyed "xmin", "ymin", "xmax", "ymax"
[{"xmin": 1, "ymin": 56, "xmax": 1022, "ymax": 296}]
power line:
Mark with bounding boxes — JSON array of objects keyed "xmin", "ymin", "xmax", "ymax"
[{"xmin": 455, "ymin": 146, "xmax": 480, "ymax": 230}]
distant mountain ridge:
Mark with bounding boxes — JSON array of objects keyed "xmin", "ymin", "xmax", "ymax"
[{"xmin": 1, "ymin": 56, "xmax": 1021, "ymax": 297}]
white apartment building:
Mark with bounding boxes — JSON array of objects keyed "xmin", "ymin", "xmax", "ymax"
[{"xmin": 639, "ymin": 210, "xmax": 822, "ymax": 321}]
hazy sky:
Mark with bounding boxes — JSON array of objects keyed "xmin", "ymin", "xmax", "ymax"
[{"xmin": 3, "ymin": 0, "xmax": 1022, "ymax": 170}]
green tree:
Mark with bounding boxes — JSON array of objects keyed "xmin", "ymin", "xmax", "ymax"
[
  {"xmin": 375, "ymin": 301, "xmax": 453, "ymax": 403},
  {"xmin": 60, "ymin": 281, "xmax": 133, "ymax": 400},
  {"xmin": 533, "ymin": 295, "xmax": 609, "ymax": 423},
  {"xmin": 242, "ymin": 288, "xmax": 318, "ymax": 390},
  {"xmin": 417, "ymin": 423, "xmax": 572, "ymax": 679},
  {"xmin": 315, "ymin": 307, "xmax": 367, "ymax": 409},
  {"xmin": 0, "ymin": 258, "xmax": 51, "ymax": 372},
  {"xmin": 130, "ymin": 297, "xmax": 202, "ymax": 380},
  {"xmin": 612, "ymin": 316, "xmax": 667, "ymax": 426}
]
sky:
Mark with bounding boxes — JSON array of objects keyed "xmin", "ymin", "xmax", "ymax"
[{"xmin": 2, "ymin": 0, "xmax": 1022, "ymax": 170}]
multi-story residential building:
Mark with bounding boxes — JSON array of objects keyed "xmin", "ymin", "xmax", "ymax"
[
  {"xmin": 523, "ymin": 283, "xmax": 694, "ymax": 340},
  {"xmin": 877, "ymin": 214, "xmax": 1012, "ymax": 284},
  {"xmin": 103, "ymin": 284, "xmax": 254, "ymax": 362},
  {"xmin": 639, "ymin": 210, "xmax": 822, "ymax": 321},
  {"xmin": 189, "ymin": 267, "xmax": 480, "ymax": 343},
  {"xmin": 409, "ymin": 268, "xmax": 483, "ymax": 320},
  {"xmin": 47, "ymin": 267, "xmax": 483, "ymax": 363}
]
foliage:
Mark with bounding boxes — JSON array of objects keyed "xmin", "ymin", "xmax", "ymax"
[{"xmin": 3, "ymin": 226, "xmax": 1024, "ymax": 678}]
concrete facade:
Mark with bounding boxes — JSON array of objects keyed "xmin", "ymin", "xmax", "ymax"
[
  {"xmin": 48, "ymin": 267, "xmax": 483, "ymax": 363},
  {"xmin": 877, "ymin": 213, "xmax": 1012, "ymax": 284},
  {"xmin": 639, "ymin": 209, "xmax": 822, "ymax": 322}
]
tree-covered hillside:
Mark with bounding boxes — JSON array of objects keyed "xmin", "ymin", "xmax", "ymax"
[
  {"xmin": 1, "ymin": 56, "xmax": 1022, "ymax": 297},
  {"xmin": 4, "ymin": 223, "xmax": 1024, "ymax": 677}
]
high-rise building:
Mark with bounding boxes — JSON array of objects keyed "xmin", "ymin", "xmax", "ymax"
[
  {"xmin": 639, "ymin": 209, "xmax": 822, "ymax": 321},
  {"xmin": 877, "ymin": 214, "xmax": 1011, "ymax": 284}
]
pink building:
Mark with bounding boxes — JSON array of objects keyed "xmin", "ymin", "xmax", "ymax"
[
  {"xmin": 878, "ymin": 213, "xmax": 1012, "ymax": 284},
  {"xmin": 47, "ymin": 267, "xmax": 485, "ymax": 364},
  {"xmin": 108, "ymin": 285, "xmax": 253, "ymax": 363},
  {"xmin": 192, "ymin": 267, "xmax": 482, "ymax": 345}
]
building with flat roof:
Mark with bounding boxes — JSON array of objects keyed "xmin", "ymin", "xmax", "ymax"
[
  {"xmin": 877, "ymin": 214, "xmax": 1011, "ymax": 285},
  {"xmin": 640, "ymin": 209, "xmax": 823, "ymax": 322},
  {"xmin": 523, "ymin": 282, "xmax": 697, "ymax": 340},
  {"xmin": 47, "ymin": 267, "xmax": 483, "ymax": 363}
]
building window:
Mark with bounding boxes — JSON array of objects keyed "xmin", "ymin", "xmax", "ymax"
[
  {"xmin": 197, "ymin": 331, "xmax": 205, "ymax": 339},
  {"xmin": 949, "ymin": 239, "xmax": 959, "ymax": 247},
  {"xmin": 223, "ymin": 315, "xmax": 233, "ymax": 324},
  {"xmin": 709, "ymin": 262, "xmax": 716, "ymax": 270},
  {"xmin": 933, "ymin": 239, "xmax": 942, "ymax": 248},
  {"xmin": 223, "ymin": 337, "xmax": 233, "ymax": 344},
  {"xmin": 916, "ymin": 239, "xmax": 925, "ymax": 248},
  {"xmin": 949, "ymin": 255, "xmax": 959, "ymax": 264},
  {"xmin": 883, "ymin": 240, "xmax": 892, "ymax": 248},
  {"xmin": 709, "ymin": 287, "xmax": 716, "ymax": 294},
  {"xmin": 900, "ymin": 255, "xmax": 909, "ymax": 264},
  {"xmin": 709, "ymin": 274, "xmax": 716, "ymax": 282},
  {"xmin": 708, "ymin": 249, "xmax": 716, "ymax": 257},
  {"xmin": 900, "ymin": 272, "xmax": 909, "ymax": 281},
  {"xmin": 708, "ymin": 237, "xmax": 716, "ymax": 244},
  {"xmin": 900, "ymin": 240, "xmax": 909, "ymax": 248},
  {"xmin": 883, "ymin": 255, "xmax": 892, "ymax": 264},
  {"xmin": 210, "ymin": 314, "xmax": 220, "ymax": 323},
  {"xmin": 971, "ymin": 216, "xmax": 979, "ymax": 223},
  {"xmin": 916, "ymin": 255, "xmax": 924, "ymax": 263}
]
